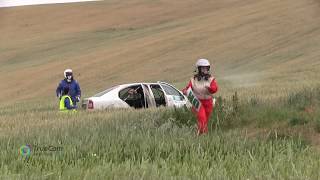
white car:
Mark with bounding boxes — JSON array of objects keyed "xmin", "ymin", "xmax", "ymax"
[{"xmin": 82, "ymin": 81, "xmax": 190, "ymax": 110}]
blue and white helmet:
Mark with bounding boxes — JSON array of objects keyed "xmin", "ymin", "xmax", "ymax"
[{"xmin": 64, "ymin": 69, "xmax": 72, "ymax": 78}]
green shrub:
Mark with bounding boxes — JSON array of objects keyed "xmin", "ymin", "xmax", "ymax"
[{"xmin": 288, "ymin": 117, "xmax": 308, "ymax": 126}]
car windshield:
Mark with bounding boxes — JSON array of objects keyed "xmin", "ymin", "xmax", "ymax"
[{"xmin": 93, "ymin": 86, "xmax": 119, "ymax": 97}]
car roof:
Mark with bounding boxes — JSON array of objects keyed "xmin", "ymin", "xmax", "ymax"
[
  {"xmin": 118, "ymin": 82, "xmax": 164, "ymax": 87},
  {"xmin": 91, "ymin": 81, "xmax": 180, "ymax": 98},
  {"xmin": 92, "ymin": 82, "xmax": 160, "ymax": 97}
]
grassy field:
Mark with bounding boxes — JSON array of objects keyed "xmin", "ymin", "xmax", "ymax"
[
  {"xmin": 1, "ymin": 0, "xmax": 320, "ymax": 179},
  {"xmin": 0, "ymin": 88, "xmax": 320, "ymax": 179}
]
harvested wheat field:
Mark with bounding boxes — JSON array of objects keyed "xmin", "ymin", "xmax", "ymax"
[{"xmin": 1, "ymin": 0, "xmax": 319, "ymax": 103}]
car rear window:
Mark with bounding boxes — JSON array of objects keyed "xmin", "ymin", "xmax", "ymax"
[{"xmin": 93, "ymin": 86, "xmax": 119, "ymax": 97}]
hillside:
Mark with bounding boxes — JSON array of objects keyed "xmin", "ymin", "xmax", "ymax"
[
  {"xmin": 1, "ymin": 0, "xmax": 320, "ymax": 104},
  {"xmin": 1, "ymin": 1, "xmax": 320, "ymax": 178}
]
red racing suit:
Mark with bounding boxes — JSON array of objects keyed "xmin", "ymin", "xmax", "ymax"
[{"xmin": 182, "ymin": 76, "xmax": 218, "ymax": 134}]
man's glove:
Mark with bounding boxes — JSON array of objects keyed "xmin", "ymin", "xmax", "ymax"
[
  {"xmin": 182, "ymin": 89, "xmax": 188, "ymax": 96},
  {"xmin": 76, "ymin": 96, "xmax": 81, "ymax": 102},
  {"xmin": 57, "ymin": 94, "xmax": 61, "ymax": 99}
]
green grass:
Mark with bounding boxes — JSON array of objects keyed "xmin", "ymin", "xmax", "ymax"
[{"xmin": 0, "ymin": 88, "xmax": 320, "ymax": 179}]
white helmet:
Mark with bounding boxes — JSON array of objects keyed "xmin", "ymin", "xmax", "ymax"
[
  {"xmin": 195, "ymin": 58, "xmax": 210, "ymax": 68},
  {"xmin": 64, "ymin": 69, "xmax": 73, "ymax": 78}
]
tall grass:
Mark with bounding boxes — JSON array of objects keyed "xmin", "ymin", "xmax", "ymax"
[{"xmin": 0, "ymin": 88, "xmax": 319, "ymax": 179}]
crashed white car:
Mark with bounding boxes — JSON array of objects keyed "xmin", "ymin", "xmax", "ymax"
[{"xmin": 82, "ymin": 81, "xmax": 189, "ymax": 110}]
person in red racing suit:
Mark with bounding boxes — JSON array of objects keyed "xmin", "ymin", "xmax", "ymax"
[{"xmin": 182, "ymin": 59, "xmax": 218, "ymax": 135}]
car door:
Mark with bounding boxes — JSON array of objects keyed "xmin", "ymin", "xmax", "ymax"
[
  {"xmin": 142, "ymin": 84, "xmax": 156, "ymax": 108},
  {"xmin": 157, "ymin": 81, "xmax": 188, "ymax": 108},
  {"xmin": 118, "ymin": 84, "xmax": 144, "ymax": 109}
]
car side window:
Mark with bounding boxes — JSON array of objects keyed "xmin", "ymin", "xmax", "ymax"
[
  {"xmin": 160, "ymin": 84, "xmax": 185, "ymax": 101},
  {"xmin": 150, "ymin": 84, "xmax": 166, "ymax": 107}
]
